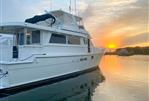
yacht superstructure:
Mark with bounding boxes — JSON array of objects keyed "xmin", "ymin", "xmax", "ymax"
[{"xmin": 0, "ymin": 10, "xmax": 104, "ymax": 92}]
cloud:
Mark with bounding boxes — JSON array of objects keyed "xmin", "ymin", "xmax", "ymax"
[
  {"xmin": 122, "ymin": 33, "xmax": 149, "ymax": 46},
  {"xmin": 78, "ymin": 0, "xmax": 148, "ymax": 47},
  {"xmin": 77, "ymin": 0, "xmax": 88, "ymax": 13},
  {"xmin": 107, "ymin": 0, "xmax": 138, "ymax": 6}
]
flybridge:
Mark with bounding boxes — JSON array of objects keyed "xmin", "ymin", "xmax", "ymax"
[
  {"xmin": 24, "ymin": 10, "xmax": 86, "ymax": 34},
  {"xmin": 0, "ymin": 10, "xmax": 88, "ymax": 36}
]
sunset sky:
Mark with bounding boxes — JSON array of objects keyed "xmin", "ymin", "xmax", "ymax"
[{"xmin": 0, "ymin": 0, "xmax": 148, "ymax": 48}]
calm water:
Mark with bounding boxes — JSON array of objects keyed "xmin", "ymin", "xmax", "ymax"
[
  {"xmin": 92, "ymin": 55, "xmax": 149, "ymax": 101},
  {"xmin": 0, "ymin": 55, "xmax": 148, "ymax": 101}
]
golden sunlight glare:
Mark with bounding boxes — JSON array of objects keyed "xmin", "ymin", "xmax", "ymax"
[{"xmin": 108, "ymin": 44, "xmax": 116, "ymax": 49}]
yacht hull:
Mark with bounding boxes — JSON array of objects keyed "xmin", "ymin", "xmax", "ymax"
[{"xmin": 0, "ymin": 53, "xmax": 103, "ymax": 94}]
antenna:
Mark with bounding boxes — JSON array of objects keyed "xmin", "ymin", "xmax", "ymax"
[
  {"xmin": 74, "ymin": 0, "xmax": 77, "ymax": 15},
  {"xmin": 50, "ymin": 0, "xmax": 52, "ymax": 10},
  {"xmin": 69, "ymin": 0, "xmax": 72, "ymax": 13}
]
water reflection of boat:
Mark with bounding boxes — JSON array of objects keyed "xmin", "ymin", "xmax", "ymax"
[{"xmin": 0, "ymin": 67, "xmax": 104, "ymax": 101}]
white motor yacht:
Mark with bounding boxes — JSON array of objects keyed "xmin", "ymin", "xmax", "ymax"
[{"xmin": 0, "ymin": 10, "xmax": 105, "ymax": 92}]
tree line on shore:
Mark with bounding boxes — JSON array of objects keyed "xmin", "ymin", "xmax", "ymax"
[{"xmin": 105, "ymin": 46, "xmax": 149, "ymax": 56}]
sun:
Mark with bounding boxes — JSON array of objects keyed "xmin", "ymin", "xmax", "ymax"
[{"xmin": 108, "ymin": 44, "xmax": 116, "ymax": 49}]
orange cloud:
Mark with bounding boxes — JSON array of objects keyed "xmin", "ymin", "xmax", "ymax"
[{"xmin": 80, "ymin": 0, "xmax": 148, "ymax": 48}]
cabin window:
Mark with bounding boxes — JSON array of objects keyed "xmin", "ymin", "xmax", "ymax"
[
  {"xmin": 83, "ymin": 38, "xmax": 88, "ymax": 45},
  {"xmin": 68, "ymin": 36, "xmax": 80, "ymax": 45},
  {"xmin": 50, "ymin": 34, "xmax": 66, "ymax": 44},
  {"xmin": 32, "ymin": 30, "xmax": 40, "ymax": 44},
  {"xmin": 17, "ymin": 33, "xmax": 25, "ymax": 45},
  {"xmin": 26, "ymin": 34, "xmax": 31, "ymax": 45}
]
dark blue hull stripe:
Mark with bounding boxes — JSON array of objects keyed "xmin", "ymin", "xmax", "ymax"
[{"xmin": 0, "ymin": 66, "xmax": 99, "ymax": 97}]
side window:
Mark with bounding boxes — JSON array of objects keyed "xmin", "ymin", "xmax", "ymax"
[
  {"xmin": 32, "ymin": 30, "xmax": 40, "ymax": 44},
  {"xmin": 17, "ymin": 33, "xmax": 25, "ymax": 45},
  {"xmin": 26, "ymin": 34, "xmax": 31, "ymax": 45},
  {"xmin": 83, "ymin": 38, "xmax": 88, "ymax": 45},
  {"xmin": 50, "ymin": 34, "xmax": 66, "ymax": 44},
  {"xmin": 68, "ymin": 36, "xmax": 80, "ymax": 45}
]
